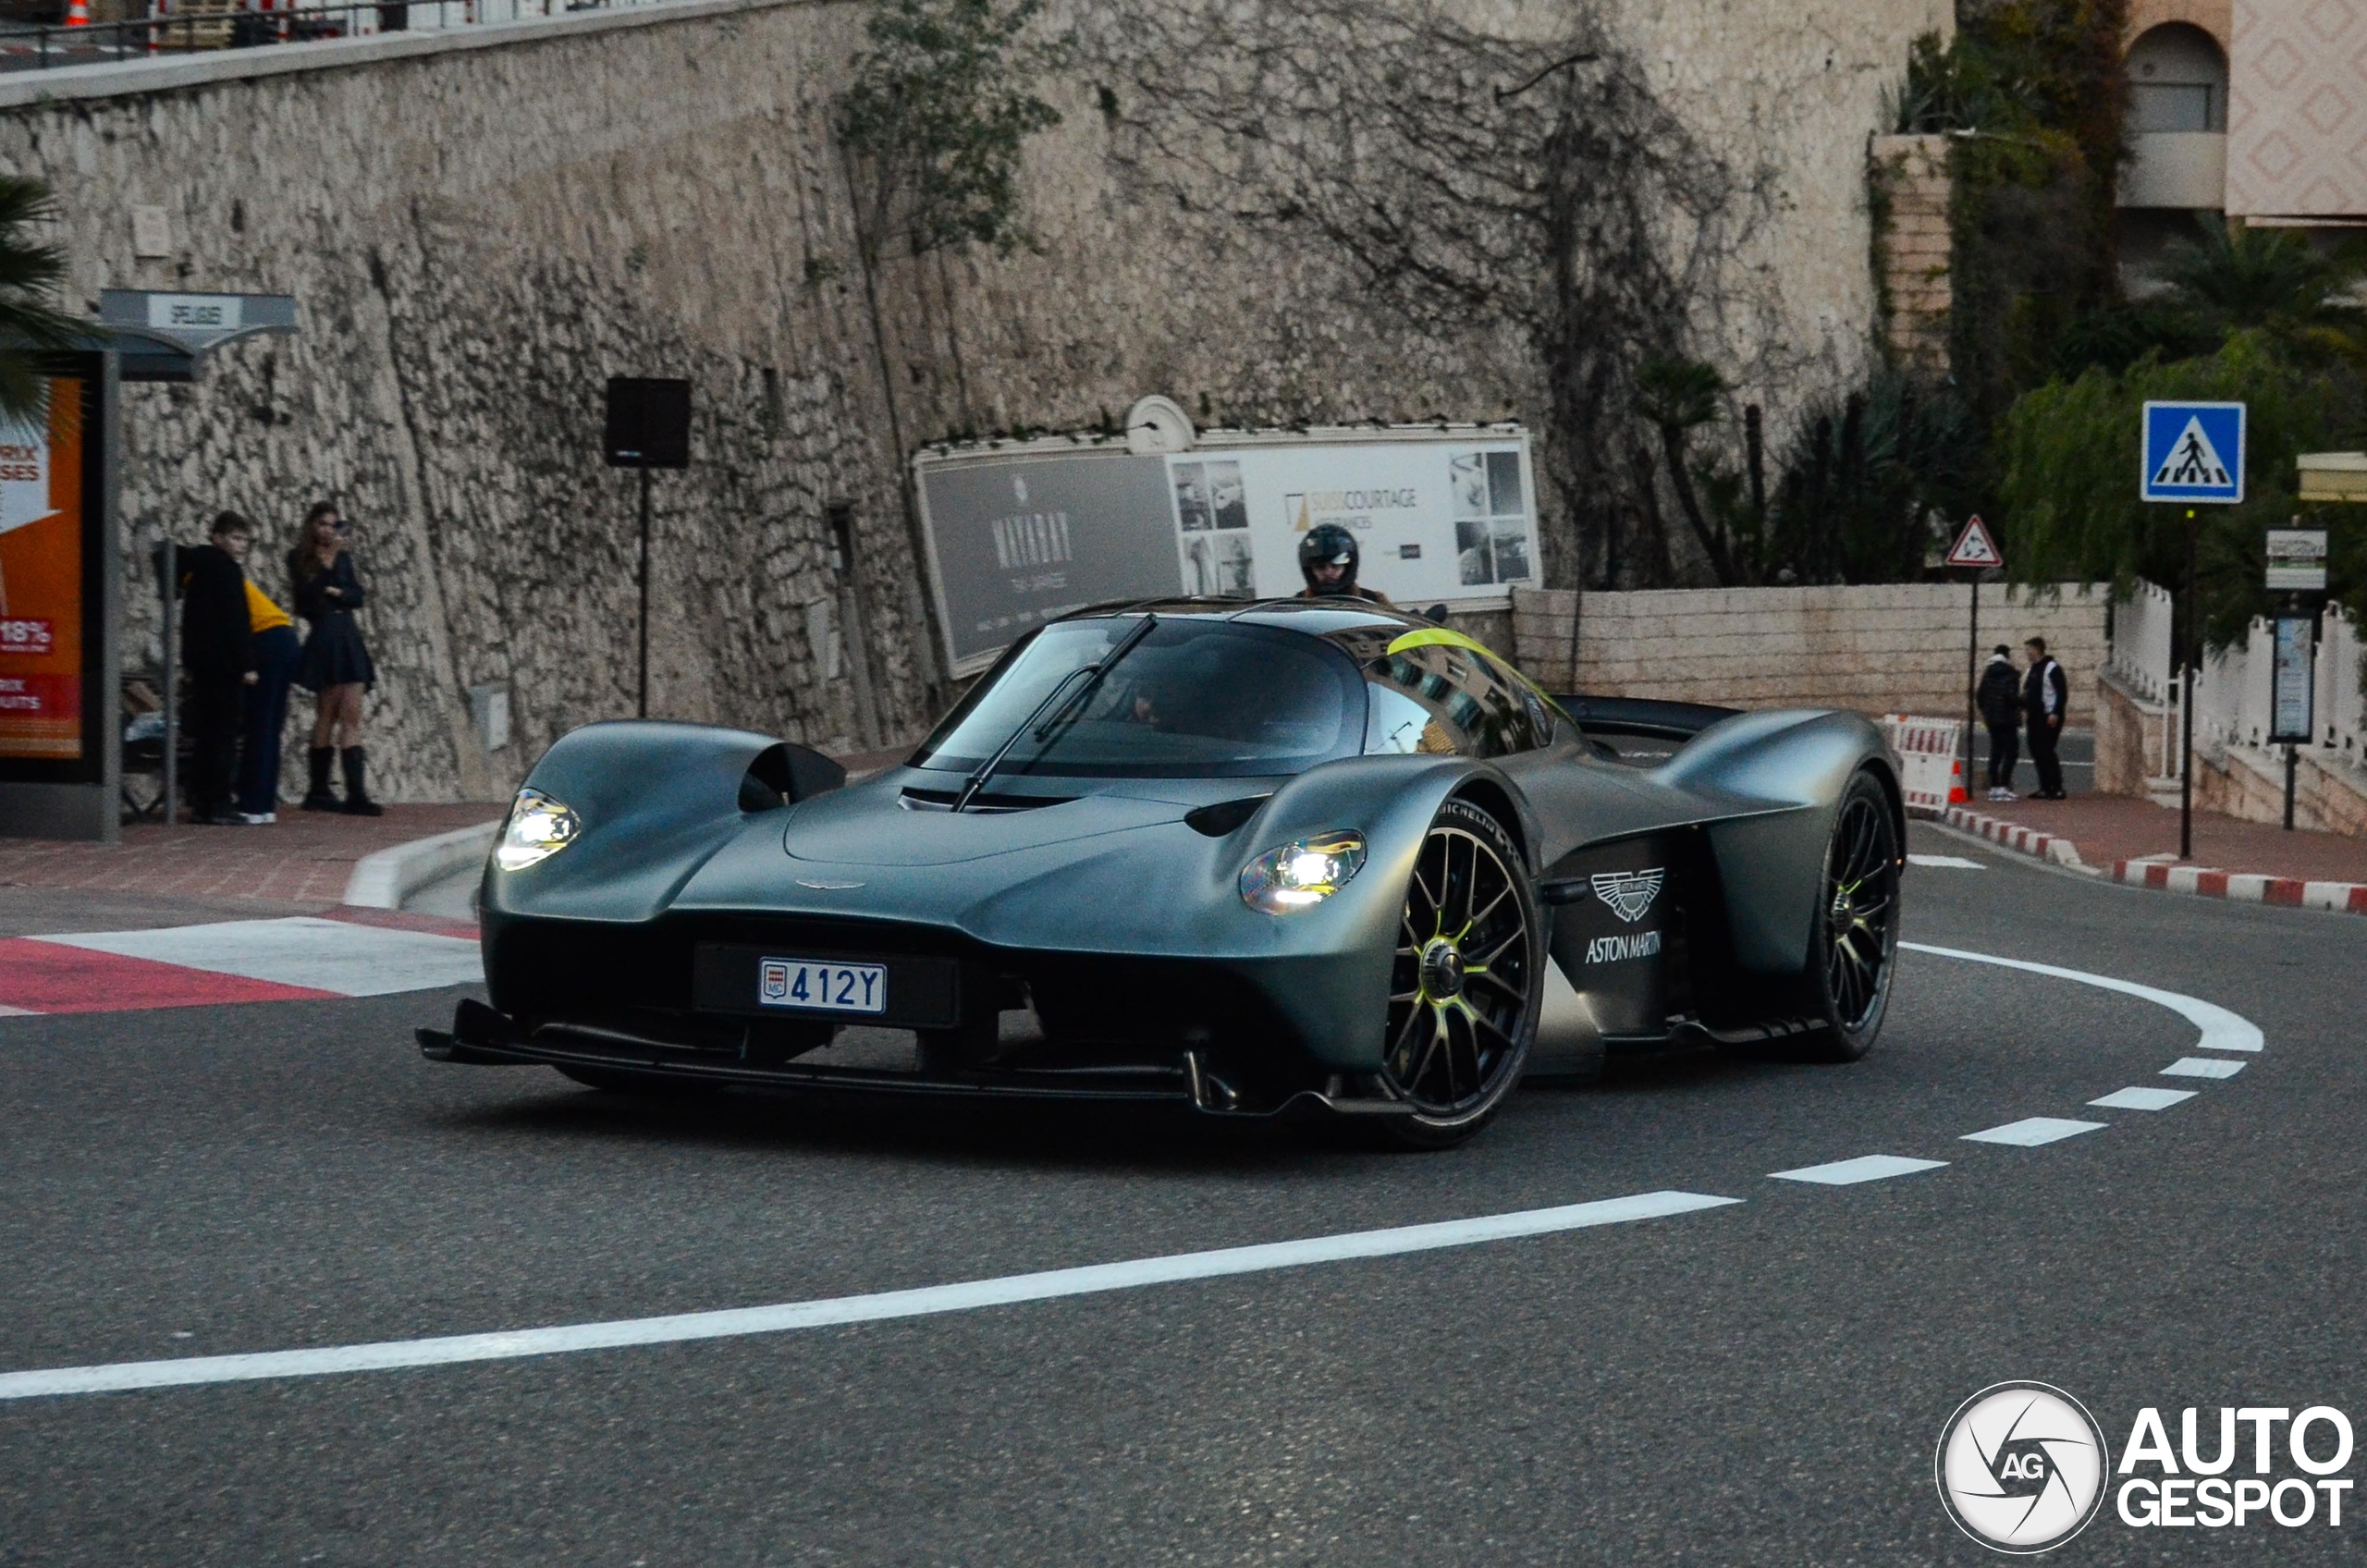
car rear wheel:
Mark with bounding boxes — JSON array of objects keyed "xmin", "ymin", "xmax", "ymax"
[
  {"xmin": 1377, "ymin": 798, "xmax": 1540, "ymax": 1148},
  {"xmin": 1798, "ymin": 771, "xmax": 1900, "ymax": 1062}
]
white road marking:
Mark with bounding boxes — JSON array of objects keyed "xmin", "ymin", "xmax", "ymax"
[
  {"xmin": 1900, "ymin": 942, "xmax": 2263, "ymax": 1053},
  {"xmin": 1963, "ymin": 1117, "xmax": 2107, "ymax": 1146},
  {"xmin": 1768, "ymin": 1155, "xmax": 1948, "ymax": 1185},
  {"xmin": 0, "ymin": 1003, "xmax": 37, "ymax": 1017},
  {"xmin": 1907, "ymin": 854, "xmax": 1985, "ymax": 869},
  {"xmin": 0, "ymin": 1190, "xmax": 1740, "ymax": 1401},
  {"xmin": 30, "ymin": 917, "xmax": 482, "ymax": 998},
  {"xmin": 2163, "ymin": 1056, "xmax": 2245, "ymax": 1080},
  {"xmin": 2089, "ymin": 1086, "xmax": 2197, "ymax": 1111}
]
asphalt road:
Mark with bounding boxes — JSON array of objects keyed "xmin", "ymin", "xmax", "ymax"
[{"xmin": 2, "ymin": 824, "xmax": 2358, "ymax": 1565}]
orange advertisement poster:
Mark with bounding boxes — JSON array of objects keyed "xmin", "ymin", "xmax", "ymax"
[{"xmin": 0, "ymin": 380, "xmax": 86, "ymax": 761}]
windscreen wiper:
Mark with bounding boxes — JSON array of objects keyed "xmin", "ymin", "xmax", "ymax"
[{"xmin": 952, "ymin": 614, "xmax": 1157, "ymax": 813}]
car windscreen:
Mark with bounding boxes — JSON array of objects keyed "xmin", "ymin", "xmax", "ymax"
[{"xmin": 911, "ymin": 618, "xmax": 1367, "ymax": 779}]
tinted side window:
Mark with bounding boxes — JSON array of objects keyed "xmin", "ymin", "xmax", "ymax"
[{"xmin": 1362, "ymin": 646, "xmax": 1538, "ymax": 758}]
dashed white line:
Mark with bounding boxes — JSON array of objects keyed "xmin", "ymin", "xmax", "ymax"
[
  {"xmin": 1769, "ymin": 1155, "xmax": 1949, "ymax": 1185},
  {"xmin": 2163, "ymin": 1056, "xmax": 2246, "ymax": 1080},
  {"xmin": 1963, "ymin": 1117, "xmax": 2108, "ymax": 1146},
  {"xmin": 0, "ymin": 1190, "xmax": 1741, "ymax": 1401},
  {"xmin": 1907, "ymin": 854, "xmax": 1986, "ymax": 869},
  {"xmin": 2089, "ymin": 1086, "xmax": 2198, "ymax": 1111}
]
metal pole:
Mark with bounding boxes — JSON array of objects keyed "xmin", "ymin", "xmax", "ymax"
[
  {"xmin": 161, "ymin": 537, "xmax": 178, "ymax": 827},
  {"xmin": 2179, "ymin": 508, "xmax": 2196, "ymax": 861},
  {"xmin": 636, "ymin": 463, "xmax": 651, "ymax": 718},
  {"xmin": 1967, "ymin": 573, "xmax": 1979, "ymax": 789},
  {"xmin": 2283, "ymin": 743, "xmax": 2298, "ymax": 831}
]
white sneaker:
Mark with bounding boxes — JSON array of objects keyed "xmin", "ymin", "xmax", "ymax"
[{"xmin": 239, "ymin": 812, "xmax": 277, "ymax": 825}]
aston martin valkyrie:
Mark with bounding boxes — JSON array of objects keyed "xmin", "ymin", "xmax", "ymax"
[{"xmin": 421, "ymin": 598, "xmax": 1906, "ymax": 1147}]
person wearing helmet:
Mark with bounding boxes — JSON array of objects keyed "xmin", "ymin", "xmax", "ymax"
[{"xmin": 1296, "ymin": 522, "xmax": 1394, "ymax": 605}]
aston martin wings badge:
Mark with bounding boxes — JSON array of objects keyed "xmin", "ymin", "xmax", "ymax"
[{"xmin": 1589, "ymin": 868, "xmax": 1664, "ymax": 925}]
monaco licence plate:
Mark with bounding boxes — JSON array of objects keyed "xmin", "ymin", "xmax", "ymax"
[{"xmin": 757, "ymin": 958, "xmax": 886, "ymax": 1015}]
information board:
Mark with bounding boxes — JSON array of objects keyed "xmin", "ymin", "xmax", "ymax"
[
  {"xmin": 2270, "ymin": 615, "xmax": 2314, "ymax": 744},
  {"xmin": 0, "ymin": 376, "xmax": 94, "ymax": 769}
]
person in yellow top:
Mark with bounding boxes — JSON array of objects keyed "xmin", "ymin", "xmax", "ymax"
[{"xmin": 227, "ymin": 512, "xmax": 303, "ymax": 825}]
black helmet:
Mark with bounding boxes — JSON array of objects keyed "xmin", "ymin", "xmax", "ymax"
[{"xmin": 1298, "ymin": 523, "xmax": 1360, "ymax": 591}]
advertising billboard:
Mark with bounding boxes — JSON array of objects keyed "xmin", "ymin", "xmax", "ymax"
[
  {"xmin": 1168, "ymin": 438, "xmax": 1536, "ymax": 605},
  {"xmin": 915, "ymin": 449, "xmax": 1179, "ymax": 671},
  {"xmin": 916, "ymin": 429, "xmax": 1538, "ymax": 672},
  {"xmin": 0, "ymin": 376, "xmax": 95, "ymax": 770}
]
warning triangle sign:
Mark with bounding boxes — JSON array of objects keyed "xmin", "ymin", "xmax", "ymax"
[
  {"xmin": 1945, "ymin": 515, "xmax": 2002, "ymax": 569},
  {"xmin": 2151, "ymin": 417, "xmax": 2233, "ymax": 490}
]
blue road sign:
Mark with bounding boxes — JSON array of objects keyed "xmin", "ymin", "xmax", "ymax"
[{"xmin": 2141, "ymin": 400, "xmax": 2245, "ymax": 504}]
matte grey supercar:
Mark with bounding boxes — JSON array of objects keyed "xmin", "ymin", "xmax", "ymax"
[{"xmin": 422, "ymin": 598, "xmax": 1907, "ymax": 1147}]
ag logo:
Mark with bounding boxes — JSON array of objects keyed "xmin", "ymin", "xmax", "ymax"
[
  {"xmin": 1936, "ymin": 1382, "xmax": 2111, "ymax": 1553},
  {"xmin": 1589, "ymin": 867, "xmax": 1662, "ymax": 924}
]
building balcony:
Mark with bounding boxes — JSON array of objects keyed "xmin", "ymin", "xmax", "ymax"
[{"xmin": 2118, "ymin": 131, "xmax": 2226, "ymax": 211}]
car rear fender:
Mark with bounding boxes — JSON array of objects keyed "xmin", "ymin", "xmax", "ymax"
[{"xmin": 1654, "ymin": 708, "xmax": 1896, "ymax": 975}]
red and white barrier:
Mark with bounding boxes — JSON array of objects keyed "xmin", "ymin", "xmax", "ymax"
[{"xmin": 1881, "ymin": 715, "xmax": 1968, "ymax": 815}]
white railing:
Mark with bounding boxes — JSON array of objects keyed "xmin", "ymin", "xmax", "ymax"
[
  {"xmin": 2106, "ymin": 579, "xmax": 2176, "ymax": 704},
  {"xmin": 2321, "ymin": 604, "xmax": 2365, "ymax": 762},
  {"xmin": 2176, "ymin": 607, "xmax": 2366, "ymax": 769},
  {"xmin": 2109, "ymin": 582, "xmax": 2366, "ymax": 781}
]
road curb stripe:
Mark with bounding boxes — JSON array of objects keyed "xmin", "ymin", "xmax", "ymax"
[{"xmin": 0, "ymin": 1190, "xmax": 1741, "ymax": 1401}]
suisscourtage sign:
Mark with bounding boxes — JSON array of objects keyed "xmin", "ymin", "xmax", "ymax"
[{"xmin": 915, "ymin": 431, "xmax": 1539, "ymax": 671}]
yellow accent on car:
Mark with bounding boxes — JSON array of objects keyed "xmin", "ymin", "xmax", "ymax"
[{"xmin": 1384, "ymin": 626, "xmax": 1571, "ymax": 725}]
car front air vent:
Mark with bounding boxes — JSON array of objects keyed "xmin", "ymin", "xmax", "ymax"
[
  {"xmin": 1184, "ymin": 795, "xmax": 1271, "ymax": 837},
  {"xmin": 899, "ymin": 787, "xmax": 1076, "ymax": 814}
]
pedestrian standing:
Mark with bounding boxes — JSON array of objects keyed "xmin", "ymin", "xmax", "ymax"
[
  {"xmin": 1976, "ymin": 643, "xmax": 2021, "ymax": 801},
  {"xmin": 288, "ymin": 501, "xmax": 382, "ymax": 816},
  {"xmin": 2022, "ymin": 635, "xmax": 2068, "ymax": 800},
  {"xmin": 178, "ymin": 512, "xmax": 258, "ymax": 826},
  {"xmin": 236, "ymin": 538, "xmax": 301, "ymax": 825}
]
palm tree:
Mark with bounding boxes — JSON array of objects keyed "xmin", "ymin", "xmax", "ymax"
[
  {"xmin": 0, "ymin": 176, "xmax": 85, "ymax": 426},
  {"xmin": 1633, "ymin": 355, "xmax": 1741, "ymax": 583},
  {"xmin": 2156, "ymin": 218, "xmax": 2363, "ymax": 347}
]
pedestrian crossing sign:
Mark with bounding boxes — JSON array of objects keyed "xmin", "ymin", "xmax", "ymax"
[{"xmin": 2141, "ymin": 401, "xmax": 2245, "ymax": 504}]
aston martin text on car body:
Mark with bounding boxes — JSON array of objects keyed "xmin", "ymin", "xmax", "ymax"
[{"xmin": 422, "ymin": 599, "xmax": 1907, "ymax": 1146}]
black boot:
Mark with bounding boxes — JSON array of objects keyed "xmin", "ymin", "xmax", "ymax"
[
  {"xmin": 340, "ymin": 746, "xmax": 384, "ymax": 816},
  {"xmin": 301, "ymin": 747, "xmax": 340, "ymax": 812}
]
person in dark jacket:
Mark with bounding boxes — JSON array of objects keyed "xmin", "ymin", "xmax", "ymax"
[
  {"xmin": 1976, "ymin": 644, "xmax": 2021, "ymax": 801},
  {"xmin": 2022, "ymin": 636, "xmax": 2069, "ymax": 800},
  {"xmin": 237, "ymin": 544, "xmax": 302, "ymax": 825},
  {"xmin": 288, "ymin": 501, "xmax": 382, "ymax": 815},
  {"xmin": 178, "ymin": 512, "xmax": 259, "ymax": 825}
]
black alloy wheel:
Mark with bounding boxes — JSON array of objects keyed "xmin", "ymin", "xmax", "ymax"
[
  {"xmin": 1379, "ymin": 797, "xmax": 1541, "ymax": 1147},
  {"xmin": 1800, "ymin": 770, "xmax": 1901, "ymax": 1062}
]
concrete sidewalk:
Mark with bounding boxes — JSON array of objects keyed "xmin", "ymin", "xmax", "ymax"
[
  {"xmin": 1943, "ymin": 790, "xmax": 2367, "ymax": 913},
  {"xmin": 1, "ymin": 746, "xmax": 911, "ymax": 926},
  {"xmin": 0, "ymin": 804, "xmax": 504, "ymax": 912}
]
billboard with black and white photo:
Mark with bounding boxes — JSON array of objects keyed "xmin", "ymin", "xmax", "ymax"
[{"xmin": 914, "ymin": 426, "xmax": 1538, "ymax": 674}]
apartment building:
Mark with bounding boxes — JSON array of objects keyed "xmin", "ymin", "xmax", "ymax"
[{"xmin": 2119, "ymin": 0, "xmax": 2363, "ymax": 276}]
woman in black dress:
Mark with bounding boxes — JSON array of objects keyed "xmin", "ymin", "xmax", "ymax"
[{"xmin": 288, "ymin": 501, "xmax": 382, "ymax": 815}]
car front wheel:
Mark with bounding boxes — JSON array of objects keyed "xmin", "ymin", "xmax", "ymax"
[{"xmin": 1376, "ymin": 797, "xmax": 1541, "ymax": 1148}]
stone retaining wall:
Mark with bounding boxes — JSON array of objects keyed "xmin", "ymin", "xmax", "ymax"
[
  {"xmin": 1512, "ymin": 582, "xmax": 2109, "ymax": 720},
  {"xmin": 0, "ymin": 0, "xmax": 1948, "ymax": 803}
]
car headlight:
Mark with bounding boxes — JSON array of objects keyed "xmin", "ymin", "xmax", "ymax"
[
  {"xmin": 1240, "ymin": 831, "xmax": 1366, "ymax": 913},
  {"xmin": 495, "ymin": 788, "xmax": 580, "ymax": 871}
]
